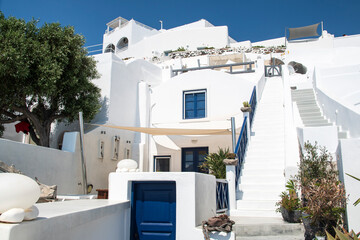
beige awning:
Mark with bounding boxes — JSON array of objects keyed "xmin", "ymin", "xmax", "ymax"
[{"xmin": 90, "ymin": 124, "xmax": 232, "ymax": 135}]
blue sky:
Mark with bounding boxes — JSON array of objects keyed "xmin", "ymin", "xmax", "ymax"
[{"xmin": 1, "ymin": 0, "xmax": 360, "ymax": 46}]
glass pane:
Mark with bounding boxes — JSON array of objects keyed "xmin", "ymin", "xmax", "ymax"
[
  {"xmin": 185, "ymin": 151, "xmax": 193, "ymax": 162},
  {"xmin": 185, "ymin": 161, "xmax": 194, "ymax": 171},
  {"xmin": 155, "ymin": 158, "xmax": 170, "ymax": 172}
]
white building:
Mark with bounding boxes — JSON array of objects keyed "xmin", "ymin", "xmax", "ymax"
[{"xmin": 1, "ymin": 17, "xmax": 360, "ymax": 233}]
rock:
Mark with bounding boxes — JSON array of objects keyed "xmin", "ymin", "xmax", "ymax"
[
  {"xmin": 117, "ymin": 159, "xmax": 138, "ymax": 170},
  {"xmin": 0, "ymin": 173, "xmax": 40, "ymax": 213},
  {"xmin": 0, "ymin": 208, "xmax": 25, "ymax": 223},
  {"xmin": 24, "ymin": 205, "xmax": 39, "ymax": 221},
  {"xmin": 288, "ymin": 61, "xmax": 307, "ymax": 74}
]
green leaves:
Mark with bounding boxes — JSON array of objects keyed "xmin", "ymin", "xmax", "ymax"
[
  {"xmin": 346, "ymin": 173, "xmax": 360, "ymax": 206},
  {"xmin": 200, "ymin": 147, "xmax": 229, "ymax": 179},
  {"xmin": 0, "ymin": 12, "xmax": 100, "ymax": 146}
]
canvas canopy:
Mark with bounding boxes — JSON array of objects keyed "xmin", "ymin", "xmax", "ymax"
[
  {"xmin": 90, "ymin": 124, "xmax": 232, "ymax": 135},
  {"xmin": 288, "ymin": 23, "xmax": 320, "ymax": 40}
]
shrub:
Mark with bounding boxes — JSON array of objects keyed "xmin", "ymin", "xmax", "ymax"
[{"xmin": 200, "ymin": 148, "xmax": 228, "ymax": 179}]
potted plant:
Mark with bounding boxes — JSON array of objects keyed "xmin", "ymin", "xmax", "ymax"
[
  {"xmin": 200, "ymin": 148, "xmax": 228, "ymax": 179},
  {"xmin": 276, "ymin": 179, "xmax": 301, "ymax": 223},
  {"xmin": 241, "ymin": 101, "xmax": 251, "ymax": 112},
  {"xmin": 296, "ymin": 141, "xmax": 347, "ymax": 240},
  {"xmin": 223, "ymin": 152, "xmax": 238, "ymax": 166}
]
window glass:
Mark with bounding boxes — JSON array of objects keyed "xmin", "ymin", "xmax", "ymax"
[{"xmin": 183, "ymin": 90, "xmax": 206, "ymax": 119}]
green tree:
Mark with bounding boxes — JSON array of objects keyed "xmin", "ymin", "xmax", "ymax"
[
  {"xmin": 0, "ymin": 12, "xmax": 101, "ymax": 147},
  {"xmin": 200, "ymin": 147, "xmax": 229, "ymax": 179}
]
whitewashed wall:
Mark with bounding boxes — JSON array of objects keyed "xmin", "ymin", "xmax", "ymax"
[
  {"xmin": 337, "ymin": 139, "xmax": 360, "ymax": 231},
  {"xmin": 116, "ymin": 26, "xmax": 230, "ymax": 59},
  {"xmin": 0, "ymin": 138, "xmax": 82, "ymax": 194},
  {"xmin": 334, "ymin": 34, "xmax": 360, "ymax": 48},
  {"xmin": 109, "ymin": 172, "xmax": 216, "ymax": 240}
]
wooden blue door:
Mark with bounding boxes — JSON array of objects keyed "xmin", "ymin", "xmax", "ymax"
[{"xmin": 131, "ymin": 181, "xmax": 176, "ymax": 240}]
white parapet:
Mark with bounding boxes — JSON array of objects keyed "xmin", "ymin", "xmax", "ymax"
[{"xmin": 0, "ymin": 200, "xmax": 130, "ymax": 240}]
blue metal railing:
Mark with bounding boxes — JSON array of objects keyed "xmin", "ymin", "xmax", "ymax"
[
  {"xmin": 216, "ymin": 179, "xmax": 229, "ymax": 212},
  {"xmin": 249, "ymin": 87, "xmax": 257, "ymax": 127},
  {"xmin": 234, "ymin": 116, "xmax": 248, "ymax": 187}
]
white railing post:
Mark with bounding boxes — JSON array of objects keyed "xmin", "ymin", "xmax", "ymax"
[
  {"xmin": 226, "ymin": 165, "xmax": 236, "ymax": 212},
  {"xmin": 243, "ymin": 112, "xmax": 251, "ymax": 141}
]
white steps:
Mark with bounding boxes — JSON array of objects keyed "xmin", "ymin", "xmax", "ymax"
[{"xmin": 235, "ymin": 77, "xmax": 286, "ymax": 218}]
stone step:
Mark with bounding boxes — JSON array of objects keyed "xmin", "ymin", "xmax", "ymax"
[
  {"xmin": 299, "ymin": 111, "xmax": 322, "ymax": 116},
  {"xmin": 231, "ymin": 209, "xmax": 280, "ymax": 218},
  {"xmin": 237, "ymin": 200, "xmax": 278, "ymax": 210},
  {"xmin": 338, "ymin": 131, "xmax": 348, "ymax": 139},
  {"xmin": 239, "ymin": 175, "xmax": 284, "ymax": 184},
  {"xmin": 303, "ymin": 119, "xmax": 329, "ymax": 124},
  {"xmin": 232, "ymin": 217, "xmax": 304, "ymax": 238},
  {"xmin": 304, "ymin": 122, "xmax": 333, "ymax": 127},
  {"xmin": 236, "ymin": 235, "xmax": 304, "ymax": 240},
  {"xmin": 237, "ymin": 190, "xmax": 282, "ymax": 200},
  {"xmin": 238, "ymin": 183, "xmax": 284, "ymax": 192}
]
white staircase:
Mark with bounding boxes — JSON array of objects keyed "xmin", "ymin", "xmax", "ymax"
[{"xmin": 234, "ymin": 77, "xmax": 286, "ymax": 217}]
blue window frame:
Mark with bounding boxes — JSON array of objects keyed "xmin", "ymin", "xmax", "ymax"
[{"xmin": 183, "ymin": 89, "xmax": 206, "ymax": 119}]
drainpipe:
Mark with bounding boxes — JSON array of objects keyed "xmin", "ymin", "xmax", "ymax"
[{"xmin": 78, "ymin": 112, "xmax": 88, "ymax": 195}]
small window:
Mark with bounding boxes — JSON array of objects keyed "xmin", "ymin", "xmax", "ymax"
[
  {"xmin": 104, "ymin": 44, "xmax": 115, "ymax": 53},
  {"xmin": 154, "ymin": 156, "xmax": 170, "ymax": 172},
  {"xmin": 117, "ymin": 37, "xmax": 129, "ymax": 51},
  {"xmin": 183, "ymin": 90, "xmax": 206, "ymax": 119}
]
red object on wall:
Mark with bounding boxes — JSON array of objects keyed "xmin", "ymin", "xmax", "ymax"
[{"xmin": 15, "ymin": 121, "xmax": 30, "ymax": 134}]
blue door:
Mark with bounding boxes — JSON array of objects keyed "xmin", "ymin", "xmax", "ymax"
[
  {"xmin": 181, "ymin": 147, "xmax": 209, "ymax": 173},
  {"xmin": 131, "ymin": 181, "xmax": 176, "ymax": 240}
]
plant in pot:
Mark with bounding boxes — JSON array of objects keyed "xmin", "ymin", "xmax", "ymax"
[
  {"xmin": 241, "ymin": 101, "xmax": 251, "ymax": 112},
  {"xmin": 200, "ymin": 148, "xmax": 229, "ymax": 179},
  {"xmin": 296, "ymin": 141, "xmax": 347, "ymax": 240},
  {"xmin": 275, "ymin": 179, "xmax": 301, "ymax": 223},
  {"xmin": 223, "ymin": 152, "xmax": 237, "ymax": 166}
]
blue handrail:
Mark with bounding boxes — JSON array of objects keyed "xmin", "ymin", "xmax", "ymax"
[
  {"xmin": 249, "ymin": 87, "xmax": 257, "ymax": 127},
  {"xmin": 234, "ymin": 116, "xmax": 248, "ymax": 187}
]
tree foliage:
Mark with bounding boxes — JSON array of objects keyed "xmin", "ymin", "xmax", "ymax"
[
  {"xmin": 0, "ymin": 12, "xmax": 101, "ymax": 147},
  {"xmin": 200, "ymin": 147, "xmax": 229, "ymax": 179}
]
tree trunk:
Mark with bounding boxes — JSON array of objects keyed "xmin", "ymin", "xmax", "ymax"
[{"xmin": 29, "ymin": 119, "xmax": 51, "ymax": 147}]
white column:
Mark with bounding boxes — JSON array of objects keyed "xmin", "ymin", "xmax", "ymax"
[
  {"xmin": 243, "ymin": 111, "xmax": 251, "ymax": 141},
  {"xmin": 226, "ymin": 165, "xmax": 236, "ymax": 212}
]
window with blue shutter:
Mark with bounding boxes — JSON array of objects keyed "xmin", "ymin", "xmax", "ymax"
[{"xmin": 183, "ymin": 90, "xmax": 206, "ymax": 119}]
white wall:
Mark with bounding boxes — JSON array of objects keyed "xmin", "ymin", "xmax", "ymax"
[
  {"xmin": 253, "ymin": 37, "xmax": 285, "ymax": 47},
  {"xmin": 116, "ymin": 26, "xmax": 230, "ymax": 59},
  {"xmin": 109, "ymin": 172, "xmax": 216, "ymax": 240},
  {"xmin": 152, "ymin": 70, "xmax": 254, "ymax": 125},
  {"xmin": 0, "ymin": 138, "xmax": 82, "ymax": 194},
  {"xmin": 334, "ymin": 34, "xmax": 360, "ymax": 48},
  {"xmin": 0, "ymin": 200, "xmax": 130, "ymax": 240},
  {"xmin": 337, "ymin": 139, "xmax": 360, "ymax": 231}
]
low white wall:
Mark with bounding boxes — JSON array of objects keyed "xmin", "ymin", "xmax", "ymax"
[
  {"xmin": 337, "ymin": 139, "xmax": 360, "ymax": 231},
  {"xmin": 0, "ymin": 200, "xmax": 130, "ymax": 240},
  {"xmin": 334, "ymin": 34, "xmax": 360, "ymax": 48},
  {"xmin": 296, "ymin": 126, "xmax": 338, "ymax": 154},
  {"xmin": 0, "ymin": 138, "xmax": 82, "ymax": 194},
  {"xmin": 109, "ymin": 172, "xmax": 216, "ymax": 240},
  {"xmin": 316, "ymin": 87, "xmax": 360, "ymax": 138}
]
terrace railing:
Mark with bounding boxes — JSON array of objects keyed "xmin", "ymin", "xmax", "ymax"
[
  {"xmin": 172, "ymin": 62, "xmax": 255, "ymax": 76},
  {"xmin": 216, "ymin": 179, "xmax": 229, "ymax": 213}
]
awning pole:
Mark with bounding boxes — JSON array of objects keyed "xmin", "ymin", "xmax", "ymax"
[
  {"xmin": 231, "ymin": 117, "xmax": 236, "ymax": 153},
  {"xmin": 79, "ymin": 112, "xmax": 88, "ymax": 194}
]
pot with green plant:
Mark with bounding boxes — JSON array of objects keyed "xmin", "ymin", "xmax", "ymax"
[
  {"xmin": 223, "ymin": 152, "xmax": 238, "ymax": 166},
  {"xmin": 276, "ymin": 179, "xmax": 301, "ymax": 223},
  {"xmin": 200, "ymin": 148, "xmax": 228, "ymax": 179},
  {"xmin": 241, "ymin": 101, "xmax": 251, "ymax": 112},
  {"xmin": 296, "ymin": 141, "xmax": 347, "ymax": 240}
]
